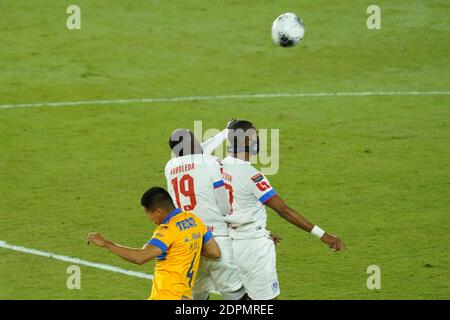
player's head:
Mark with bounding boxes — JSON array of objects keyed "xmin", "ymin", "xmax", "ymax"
[
  {"xmin": 140, "ymin": 187, "xmax": 176, "ymax": 225},
  {"xmin": 227, "ymin": 120, "xmax": 259, "ymax": 157},
  {"xmin": 169, "ymin": 128, "xmax": 203, "ymax": 157}
]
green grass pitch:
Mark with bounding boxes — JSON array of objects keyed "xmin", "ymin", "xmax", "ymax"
[{"xmin": 0, "ymin": 1, "xmax": 449, "ymax": 299}]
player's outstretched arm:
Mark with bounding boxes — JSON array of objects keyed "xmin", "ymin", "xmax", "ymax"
[
  {"xmin": 200, "ymin": 118, "xmax": 237, "ymax": 155},
  {"xmin": 201, "ymin": 128, "xmax": 228, "ymax": 155},
  {"xmin": 201, "ymin": 237, "xmax": 221, "ymax": 259},
  {"xmin": 87, "ymin": 232, "xmax": 163, "ymax": 265},
  {"xmin": 265, "ymin": 195, "xmax": 344, "ymax": 251}
]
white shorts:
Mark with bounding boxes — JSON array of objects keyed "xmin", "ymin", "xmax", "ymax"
[
  {"xmin": 193, "ymin": 236, "xmax": 244, "ymax": 299},
  {"xmin": 231, "ymin": 235, "xmax": 280, "ymax": 300}
]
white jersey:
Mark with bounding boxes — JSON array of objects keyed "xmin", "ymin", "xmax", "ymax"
[
  {"xmin": 222, "ymin": 156, "xmax": 277, "ymax": 239},
  {"xmin": 165, "ymin": 154, "xmax": 231, "ymax": 236}
]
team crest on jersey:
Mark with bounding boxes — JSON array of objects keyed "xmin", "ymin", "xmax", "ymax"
[
  {"xmin": 154, "ymin": 233, "xmax": 165, "ymax": 238},
  {"xmin": 251, "ymin": 173, "xmax": 264, "ymax": 183},
  {"xmin": 271, "ymin": 281, "xmax": 279, "ymax": 293}
]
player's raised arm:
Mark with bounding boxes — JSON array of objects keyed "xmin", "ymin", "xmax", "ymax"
[
  {"xmin": 265, "ymin": 195, "xmax": 344, "ymax": 251},
  {"xmin": 87, "ymin": 232, "xmax": 163, "ymax": 265},
  {"xmin": 201, "ymin": 128, "xmax": 228, "ymax": 155},
  {"xmin": 201, "ymin": 118, "xmax": 237, "ymax": 155}
]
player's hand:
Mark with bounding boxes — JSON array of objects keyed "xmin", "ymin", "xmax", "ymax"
[
  {"xmin": 269, "ymin": 233, "xmax": 282, "ymax": 246},
  {"xmin": 227, "ymin": 118, "xmax": 237, "ymax": 129},
  {"xmin": 321, "ymin": 233, "xmax": 344, "ymax": 252},
  {"xmin": 87, "ymin": 232, "xmax": 108, "ymax": 248}
]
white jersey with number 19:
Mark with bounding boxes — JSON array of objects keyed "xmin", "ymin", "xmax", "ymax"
[
  {"xmin": 165, "ymin": 153, "xmax": 244, "ymax": 299},
  {"xmin": 165, "ymin": 154, "xmax": 231, "ymax": 236}
]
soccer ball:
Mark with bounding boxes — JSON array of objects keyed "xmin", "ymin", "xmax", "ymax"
[{"xmin": 271, "ymin": 12, "xmax": 305, "ymax": 47}]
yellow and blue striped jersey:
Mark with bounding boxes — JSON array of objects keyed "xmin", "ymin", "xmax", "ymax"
[{"xmin": 147, "ymin": 208, "xmax": 212, "ymax": 300}]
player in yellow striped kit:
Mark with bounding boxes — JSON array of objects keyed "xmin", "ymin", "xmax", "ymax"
[{"xmin": 87, "ymin": 186, "xmax": 221, "ymax": 300}]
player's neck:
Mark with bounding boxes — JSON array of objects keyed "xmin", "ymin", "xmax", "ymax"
[
  {"xmin": 178, "ymin": 151, "xmax": 203, "ymax": 156},
  {"xmin": 229, "ymin": 152, "xmax": 250, "ymax": 162}
]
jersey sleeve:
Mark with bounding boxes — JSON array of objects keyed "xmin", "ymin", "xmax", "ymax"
[
  {"xmin": 246, "ymin": 167, "xmax": 277, "ymax": 204},
  {"xmin": 208, "ymin": 157, "xmax": 231, "ymax": 215},
  {"xmin": 147, "ymin": 225, "xmax": 175, "ymax": 254},
  {"xmin": 201, "ymin": 128, "xmax": 228, "ymax": 155},
  {"xmin": 202, "ymin": 223, "xmax": 213, "ymax": 244}
]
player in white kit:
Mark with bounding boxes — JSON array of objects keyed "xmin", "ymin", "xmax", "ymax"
[
  {"xmin": 209, "ymin": 120, "xmax": 344, "ymax": 300},
  {"xmin": 165, "ymin": 129, "xmax": 246, "ymax": 300}
]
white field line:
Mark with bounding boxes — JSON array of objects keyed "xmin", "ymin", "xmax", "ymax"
[
  {"xmin": 0, "ymin": 239, "xmax": 446, "ymax": 298},
  {"xmin": 0, "ymin": 90, "xmax": 449, "ymax": 110},
  {"xmin": 0, "ymin": 240, "xmax": 153, "ymax": 280},
  {"xmin": 0, "ymin": 240, "xmax": 222, "ymax": 295}
]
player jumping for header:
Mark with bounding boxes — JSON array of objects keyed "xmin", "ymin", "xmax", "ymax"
[
  {"xmin": 165, "ymin": 126, "xmax": 246, "ymax": 300},
  {"xmin": 205, "ymin": 119, "xmax": 344, "ymax": 300}
]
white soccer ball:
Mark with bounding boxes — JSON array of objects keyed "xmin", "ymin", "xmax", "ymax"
[{"xmin": 271, "ymin": 12, "xmax": 305, "ymax": 47}]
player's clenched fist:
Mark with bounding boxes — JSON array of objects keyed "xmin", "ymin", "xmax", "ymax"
[
  {"xmin": 87, "ymin": 232, "xmax": 107, "ymax": 247},
  {"xmin": 321, "ymin": 233, "xmax": 344, "ymax": 252}
]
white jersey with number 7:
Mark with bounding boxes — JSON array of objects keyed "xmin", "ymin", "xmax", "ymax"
[{"xmin": 221, "ymin": 156, "xmax": 277, "ymax": 239}]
